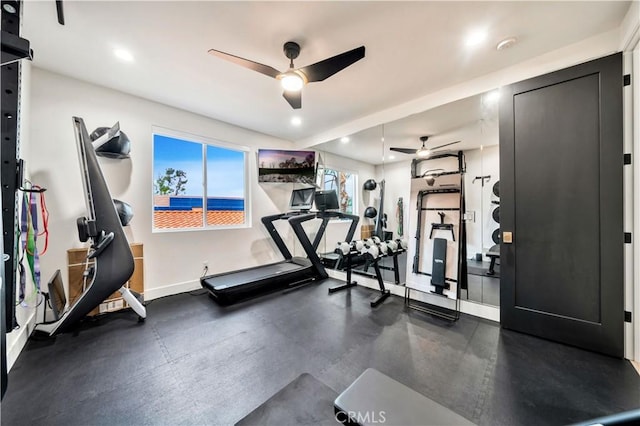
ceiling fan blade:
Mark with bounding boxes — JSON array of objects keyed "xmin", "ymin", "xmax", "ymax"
[
  {"xmin": 283, "ymin": 91, "xmax": 302, "ymax": 109},
  {"xmin": 431, "ymin": 141, "xmax": 461, "ymax": 151},
  {"xmin": 390, "ymin": 147, "xmax": 418, "ymax": 154},
  {"xmin": 298, "ymin": 46, "xmax": 365, "ymax": 83},
  {"xmin": 208, "ymin": 49, "xmax": 281, "ymax": 79}
]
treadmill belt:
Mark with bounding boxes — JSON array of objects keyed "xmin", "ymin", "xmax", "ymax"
[{"xmin": 211, "ymin": 262, "xmax": 302, "ymax": 289}]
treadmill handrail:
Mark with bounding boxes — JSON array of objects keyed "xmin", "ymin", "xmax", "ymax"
[
  {"xmin": 288, "ymin": 211, "xmax": 360, "ymax": 281},
  {"xmin": 261, "ymin": 213, "xmax": 293, "ymax": 260}
]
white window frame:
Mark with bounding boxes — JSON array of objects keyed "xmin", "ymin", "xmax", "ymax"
[
  {"xmin": 151, "ymin": 126, "xmax": 251, "ymax": 233},
  {"xmin": 322, "ymin": 166, "xmax": 358, "ymax": 216}
]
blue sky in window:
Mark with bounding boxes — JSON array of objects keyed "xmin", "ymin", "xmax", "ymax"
[
  {"xmin": 154, "ymin": 135, "xmax": 244, "ymax": 198},
  {"xmin": 207, "ymin": 145, "xmax": 245, "ymax": 198}
]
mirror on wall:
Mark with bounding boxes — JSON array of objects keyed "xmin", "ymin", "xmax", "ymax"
[{"xmin": 310, "ymin": 90, "xmax": 500, "ymax": 308}]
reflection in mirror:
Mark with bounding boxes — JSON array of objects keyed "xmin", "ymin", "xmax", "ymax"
[
  {"xmin": 315, "ymin": 152, "xmax": 325, "ymax": 189},
  {"xmin": 348, "ymin": 124, "xmax": 408, "ymax": 286},
  {"xmin": 310, "ymin": 90, "xmax": 499, "ymax": 308},
  {"xmin": 462, "ymin": 92, "xmax": 500, "ymax": 307}
]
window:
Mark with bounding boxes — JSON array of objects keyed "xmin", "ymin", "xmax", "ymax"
[
  {"xmin": 323, "ymin": 168, "xmax": 357, "ymax": 215},
  {"xmin": 152, "ymin": 128, "xmax": 249, "ymax": 231}
]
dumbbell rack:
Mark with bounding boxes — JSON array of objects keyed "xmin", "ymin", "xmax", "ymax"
[
  {"xmin": 329, "ymin": 239, "xmax": 406, "ymax": 308},
  {"xmin": 404, "ymin": 151, "xmax": 467, "ymax": 322}
]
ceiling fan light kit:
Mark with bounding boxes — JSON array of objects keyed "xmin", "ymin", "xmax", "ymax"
[
  {"xmin": 208, "ymin": 41, "xmax": 365, "ymax": 109},
  {"xmin": 416, "ymin": 148, "xmax": 431, "ymax": 158},
  {"xmin": 280, "ymin": 72, "xmax": 305, "ymax": 91}
]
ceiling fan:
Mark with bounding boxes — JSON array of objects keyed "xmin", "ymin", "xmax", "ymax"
[
  {"xmin": 208, "ymin": 41, "xmax": 365, "ymax": 109},
  {"xmin": 390, "ymin": 136, "xmax": 460, "ymax": 158}
]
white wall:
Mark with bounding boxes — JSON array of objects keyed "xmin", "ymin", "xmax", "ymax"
[
  {"xmin": 375, "ymin": 160, "xmax": 412, "ymax": 241},
  {"xmin": 5, "ymin": 61, "xmax": 37, "ymax": 369},
  {"xmin": 464, "ymin": 145, "xmax": 500, "ymax": 258},
  {"xmin": 313, "ymin": 151, "xmax": 376, "ymax": 253},
  {"xmin": 9, "ymin": 68, "xmax": 299, "ymax": 344},
  {"xmin": 28, "ymin": 68, "xmax": 303, "ymax": 295}
]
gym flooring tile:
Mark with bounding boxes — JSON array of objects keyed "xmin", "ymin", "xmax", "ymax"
[{"xmin": 2, "ymin": 279, "xmax": 640, "ymax": 425}]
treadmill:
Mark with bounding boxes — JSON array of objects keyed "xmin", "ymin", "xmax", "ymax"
[{"xmin": 201, "ymin": 188, "xmax": 359, "ymax": 304}]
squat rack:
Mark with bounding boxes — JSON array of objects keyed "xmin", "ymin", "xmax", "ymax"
[{"xmin": 405, "ymin": 151, "xmax": 467, "ymax": 321}]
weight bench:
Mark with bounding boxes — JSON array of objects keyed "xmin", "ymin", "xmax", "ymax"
[
  {"xmin": 486, "ymin": 245, "xmax": 500, "ymax": 276},
  {"xmin": 334, "ymin": 368, "xmax": 475, "ymax": 426}
]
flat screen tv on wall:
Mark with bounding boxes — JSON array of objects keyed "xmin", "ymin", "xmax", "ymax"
[{"xmin": 258, "ymin": 149, "xmax": 315, "ymax": 183}]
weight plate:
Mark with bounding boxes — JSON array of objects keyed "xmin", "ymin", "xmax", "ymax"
[
  {"xmin": 492, "ymin": 228, "xmax": 501, "ymax": 244},
  {"xmin": 492, "ymin": 180, "xmax": 500, "ymax": 198},
  {"xmin": 492, "ymin": 206, "xmax": 500, "ymax": 223}
]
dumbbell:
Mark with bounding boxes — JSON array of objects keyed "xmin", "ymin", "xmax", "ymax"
[
  {"xmin": 361, "ymin": 241, "xmax": 380, "ymax": 259},
  {"xmin": 378, "ymin": 241, "xmax": 389, "ymax": 256},
  {"xmin": 336, "ymin": 241, "xmax": 352, "ymax": 256},
  {"xmin": 386, "ymin": 240, "xmax": 398, "ymax": 253}
]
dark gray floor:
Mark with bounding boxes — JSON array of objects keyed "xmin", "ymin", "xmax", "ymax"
[
  {"xmin": 2, "ymin": 280, "xmax": 639, "ymax": 425},
  {"xmin": 466, "ymin": 274, "xmax": 500, "ymax": 306}
]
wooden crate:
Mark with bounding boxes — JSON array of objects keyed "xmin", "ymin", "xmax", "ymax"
[{"xmin": 361, "ymin": 224, "xmax": 374, "ymax": 240}]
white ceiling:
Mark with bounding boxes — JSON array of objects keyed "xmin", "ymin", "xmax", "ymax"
[
  {"xmin": 316, "ymin": 90, "xmax": 499, "ymax": 165},
  {"xmin": 22, "ymin": 1, "xmax": 630, "ymax": 156}
]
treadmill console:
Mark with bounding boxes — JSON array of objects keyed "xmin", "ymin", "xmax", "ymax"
[{"xmin": 289, "ymin": 187, "xmax": 315, "ymax": 212}]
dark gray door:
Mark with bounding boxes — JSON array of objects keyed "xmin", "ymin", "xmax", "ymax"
[{"xmin": 499, "ymin": 53, "xmax": 623, "ymax": 357}]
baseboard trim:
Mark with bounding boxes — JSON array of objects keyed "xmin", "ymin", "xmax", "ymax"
[
  {"xmin": 326, "ymin": 269, "xmax": 500, "ymax": 322},
  {"xmin": 7, "ymin": 310, "xmax": 37, "ymax": 371},
  {"xmin": 144, "ymin": 279, "xmax": 201, "ymax": 301}
]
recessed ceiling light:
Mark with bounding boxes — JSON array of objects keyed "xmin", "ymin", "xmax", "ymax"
[
  {"xmin": 389, "ymin": 155, "xmax": 395, "ymax": 160},
  {"xmin": 290, "ymin": 116, "xmax": 302, "ymax": 126},
  {"xmin": 113, "ymin": 48, "xmax": 134, "ymax": 62},
  {"xmin": 340, "ymin": 137, "xmax": 350, "ymax": 143},
  {"xmin": 465, "ymin": 29, "xmax": 488, "ymax": 47},
  {"xmin": 496, "ymin": 37, "xmax": 517, "ymax": 51}
]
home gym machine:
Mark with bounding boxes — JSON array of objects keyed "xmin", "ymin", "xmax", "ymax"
[
  {"xmin": 329, "ymin": 237, "xmax": 407, "ymax": 307},
  {"xmin": 201, "ymin": 189, "xmax": 359, "ymax": 305},
  {"xmin": 405, "ymin": 151, "xmax": 467, "ymax": 321},
  {"xmin": 35, "ymin": 118, "xmax": 146, "ymax": 336}
]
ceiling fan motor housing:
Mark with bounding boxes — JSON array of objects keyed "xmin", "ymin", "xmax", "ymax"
[{"xmin": 283, "ymin": 41, "xmax": 301, "ymax": 60}]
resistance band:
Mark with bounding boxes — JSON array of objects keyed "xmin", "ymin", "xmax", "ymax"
[{"xmin": 18, "ymin": 185, "xmax": 49, "ymax": 305}]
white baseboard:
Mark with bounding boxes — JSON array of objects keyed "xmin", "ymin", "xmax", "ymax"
[
  {"xmin": 144, "ymin": 279, "xmax": 201, "ymax": 301},
  {"xmin": 4, "ymin": 281, "xmax": 199, "ymax": 371},
  {"xmin": 7, "ymin": 310, "xmax": 37, "ymax": 371},
  {"xmin": 327, "ymin": 269, "xmax": 500, "ymax": 322}
]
